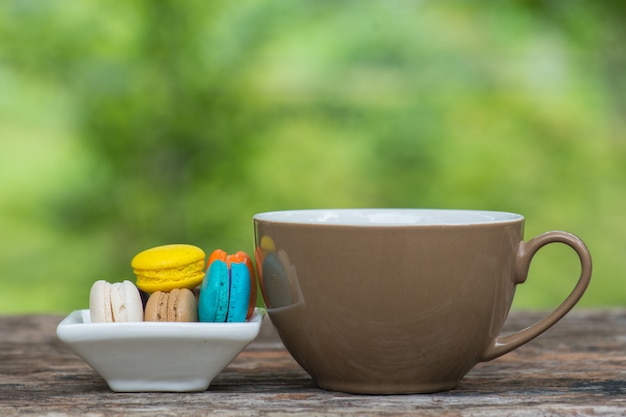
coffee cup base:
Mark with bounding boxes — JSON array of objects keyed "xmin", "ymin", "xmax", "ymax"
[{"xmin": 316, "ymin": 379, "xmax": 458, "ymax": 395}]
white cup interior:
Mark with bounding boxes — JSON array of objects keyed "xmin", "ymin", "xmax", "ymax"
[{"xmin": 253, "ymin": 209, "xmax": 523, "ymax": 226}]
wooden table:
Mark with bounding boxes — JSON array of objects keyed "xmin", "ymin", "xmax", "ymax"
[{"xmin": 1, "ymin": 310, "xmax": 624, "ymax": 416}]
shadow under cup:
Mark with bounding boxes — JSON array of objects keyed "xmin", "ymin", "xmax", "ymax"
[{"xmin": 253, "ymin": 209, "xmax": 592, "ymax": 394}]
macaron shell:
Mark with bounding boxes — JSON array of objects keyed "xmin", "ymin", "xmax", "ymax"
[
  {"xmin": 227, "ymin": 262, "xmax": 251, "ymax": 323},
  {"xmin": 89, "ymin": 280, "xmax": 113, "ymax": 323},
  {"xmin": 144, "ymin": 291, "xmax": 169, "ymax": 322},
  {"xmin": 235, "ymin": 251, "xmax": 257, "ymax": 320},
  {"xmin": 134, "ymin": 262, "xmax": 205, "ymax": 293},
  {"xmin": 110, "ymin": 282, "xmax": 127, "ymax": 322},
  {"xmin": 109, "ymin": 280, "xmax": 144, "ymax": 322},
  {"xmin": 168, "ymin": 288, "xmax": 198, "ymax": 322},
  {"xmin": 166, "ymin": 289, "xmax": 179, "ymax": 322},
  {"xmin": 123, "ymin": 281, "xmax": 145, "ymax": 322},
  {"xmin": 131, "ymin": 244, "xmax": 206, "ymax": 269},
  {"xmin": 198, "ymin": 260, "xmax": 230, "ymax": 322}
]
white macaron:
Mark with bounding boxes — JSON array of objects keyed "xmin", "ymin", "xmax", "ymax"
[{"xmin": 89, "ymin": 280, "xmax": 144, "ymax": 322}]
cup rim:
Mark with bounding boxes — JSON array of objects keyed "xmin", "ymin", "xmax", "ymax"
[{"xmin": 253, "ymin": 209, "xmax": 524, "ymax": 227}]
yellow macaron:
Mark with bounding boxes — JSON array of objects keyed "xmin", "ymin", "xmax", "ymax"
[{"xmin": 131, "ymin": 244, "xmax": 206, "ymax": 293}]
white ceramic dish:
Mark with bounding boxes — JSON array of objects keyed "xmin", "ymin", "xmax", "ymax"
[{"xmin": 56, "ymin": 308, "xmax": 264, "ymax": 392}]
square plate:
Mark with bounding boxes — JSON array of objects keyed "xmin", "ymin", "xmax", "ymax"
[{"xmin": 56, "ymin": 308, "xmax": 264, "ymax": 392}]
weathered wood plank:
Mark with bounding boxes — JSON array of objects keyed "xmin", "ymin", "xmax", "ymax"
[{"xmin": 0, "ymin": 310, "xmax": 624, "ymax": 416}]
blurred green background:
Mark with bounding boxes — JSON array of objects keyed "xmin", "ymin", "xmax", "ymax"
[{"xmin": 1, "ymin": 1, "xmax": 624, "ymax": 314}]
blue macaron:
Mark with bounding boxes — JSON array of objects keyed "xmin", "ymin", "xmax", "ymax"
[{"xmin": 198, "ymin": 259, "xmax": 251, "ymax": 323}]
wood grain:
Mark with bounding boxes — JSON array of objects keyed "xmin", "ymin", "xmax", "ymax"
[{"xmin": 0, "ymin": 310, "xmax": 624, "ymax": 416}]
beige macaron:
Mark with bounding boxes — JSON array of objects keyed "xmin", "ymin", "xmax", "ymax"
[{"xmin": 144, "ymin": 288, "xmax": 198, "ymax": 322}]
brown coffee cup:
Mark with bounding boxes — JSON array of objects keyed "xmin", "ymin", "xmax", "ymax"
[{"xmin": 253, "ymin": 209, "xmax": 592, "ymax": 394}]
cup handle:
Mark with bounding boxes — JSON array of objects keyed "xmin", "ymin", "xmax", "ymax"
[{"xmin": 480, "ymin": 231, "xmax": 592, "ymax": 362}]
